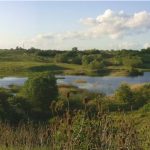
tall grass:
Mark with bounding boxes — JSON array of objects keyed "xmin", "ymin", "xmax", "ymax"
[{"xmin": 0, "ymin": 98, "xmax": 147, "ymax": 150}]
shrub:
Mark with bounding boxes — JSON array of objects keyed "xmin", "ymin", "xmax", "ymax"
[
  {"xmin": 89, "ymin": 60, "xmax": 105, "ymax": 70},
  {"xmin": 115, "ymin": 83, "xmax": 134, "ymax": 104},
  {"xmin": 123, "ymin": 56, "xmax": 143, "ymax": 68},
  {"xmin": 140, "ymin": 103, "xmax": 150, "ymax": 113},
  {"xmin": 128, "ymin": 67, "xmax": 143, "ymax": 76},
  {"xmin": 21, "ymin": 72, "xmax": 58, "ymax": 111}
]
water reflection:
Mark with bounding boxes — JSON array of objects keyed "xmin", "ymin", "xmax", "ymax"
[
  {"xmin": 56, "ymin": 72, "xmax": 150, "ymax": 94},
  {"xmin": 0, "ymin": 77, "xmax": 27, "ymax": 88},
  {"xmin": 0, "ymin": 72, "xmax": 149, "ymax": 95}
]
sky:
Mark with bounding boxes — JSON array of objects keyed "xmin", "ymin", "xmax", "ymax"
[{"xmin": 0, "ymin": 1, "xmax": 150, "ymax": 50}]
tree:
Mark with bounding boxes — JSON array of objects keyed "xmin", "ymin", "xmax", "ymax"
[
  {"xmin": 123, "ymin": 56, "xmax": 142, "ymax": 68},
  {"xmin": 55, "ymin": 53, "xmax": 68, "ymax": 63},
  {"xmin": 89, "ymin": 60, "xmax": 105, "ymax": 70},
  {"xmin": 70, "ymin": 55, "xmax": 82, "ymax": 64},
  {"xmin": 21, "ymin": 73, "xmax": 58, "ymax": 111},
  {"xmin": 82, "ymin": 55, "xmax": 93, "ymax": 66},
  {"xmin": 113, "ymin": 56, "xmax": 123, "ymax": 65},
  {"xmin": 66, "ymin": 47, "xmax": 78, "ymax": 57},
  {"xmin": 72, "ymin": 47, "xmax": 78, "ymax": 51}
]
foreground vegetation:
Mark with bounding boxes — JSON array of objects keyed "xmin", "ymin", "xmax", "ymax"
[
  {"xmin": 0, "ymin": 47, "xmax": 150, "ymax": 149},
  {"xmin": 0, "ymin": 47, "xmax": 150, "ymax": 76},
  {"xmin": 0, "ymin": 73, "xmax": 150, "ymax": 149},
  {"xmin": 0, "ymin": 110, "xmax": 149, "ymax": 150}
]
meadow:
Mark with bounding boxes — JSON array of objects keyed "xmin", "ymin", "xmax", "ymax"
[
  {"xmin": 0, "ymin": 48, "xmax": 150, "ymax": 150},
  {"xmin": 0, "ymin": 47, "xmax": 150, "ymax": 77}
]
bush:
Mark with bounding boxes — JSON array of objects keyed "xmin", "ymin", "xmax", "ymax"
[
  {"xmin": 55, "ymin": 53, "xmax": 68, "ymax": 63},
  {"xmin": 89, "ymin": 60, "xmax": 105, "ymax": 70},
  {"xmin": 21, "ymin": 72, "xmax": 58, "ymax": 111},
  {"xmin": 115, "ymin": 83, "xmax": 134, "ymax": 104},
  {"xmin": 127, "ymin": 67, "xmax": 143, "ymax": 76},
  {"xmin": 0, "ymin": 88, "xmax": 12, "ymax": 114},
  {"xmin": 140, "ymin": 103, "xmax": 150, "ymax": 113},
  {"xmin": 8, "ymin": 96, "xmax": 31, "ymax": 120},
  {"xmin": 123, "ymin": 56, "xmax": 143, "ymax": 68}
]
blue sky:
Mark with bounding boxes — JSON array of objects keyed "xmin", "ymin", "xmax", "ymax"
[{"xmin": 0, "ymin": 1, "xmax": 150, "ymax": 50}]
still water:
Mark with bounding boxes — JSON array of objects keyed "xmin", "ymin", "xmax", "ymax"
[
  {"xmin": 56, "ymin": 72, "xmax": 150, "ymax": 94},
  {"xmin": 0, "ymin": 77, "xmax": 27, "ymax": 88},
  {"xmin": 0, "ymin": 72, "xmax": 150, "ymax": 94}
]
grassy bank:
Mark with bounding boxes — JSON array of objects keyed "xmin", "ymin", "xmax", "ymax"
[
  {"xmin": 0, "ymin": 61, "xmax": 146, "ymax": 77},
  {"xmin": 0, "ymin": 48, "xmax": 150, "ymax": 77}
]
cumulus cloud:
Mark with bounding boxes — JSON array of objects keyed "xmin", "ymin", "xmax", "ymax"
[
  {"xmin": 29, "ymin": 9, "xmax": 150, "ymax": 46},
  {"xmin": 80, "ymin": 9, "xmax": 150, "ymax": 39}
]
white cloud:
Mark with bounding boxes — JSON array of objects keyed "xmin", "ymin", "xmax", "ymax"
[
  {"xmin": 144, "ymin": 43, "xmax": 150, "ymax": 49},
  {"xmin": 117, "ymin": 42, "xmax": 140, "ymax": 50},
  {"xmin": 126, "ymin": 11, "xmax": 150, "ymax": 28},
  {"xmin": 80, "ymin": 17, "xmax": 97, "ymax": 26},
  {"xmin": 28, "ymin": 9, "xmax": 150, "ymax": 49},
  {"xmin": 81, "ymin": 9, "xmax": 150, "ymax": 39}
]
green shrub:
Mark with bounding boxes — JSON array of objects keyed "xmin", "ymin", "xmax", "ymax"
[
  {"xmin": 20, "ymin": 72, "xmax": 58, "ymax": 111},
  {"xmin": 115, "ymin": 83, "xmax": 134, "ymax": 104},
  {"xmin": 140, "ymin": 103, "xmax": 150, "ymax": 113}
]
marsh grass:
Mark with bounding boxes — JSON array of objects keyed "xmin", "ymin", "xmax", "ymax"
[{"xmin": 0, "ymin": 96, "xmax": 148, "ymax": 150}]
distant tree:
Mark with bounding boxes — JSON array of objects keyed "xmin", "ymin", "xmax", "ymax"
[
  {"xmin": 72, "ymin": 47, "xmax": 78, "ymax": 51},
  {"xmin": 95, "ymin": 54, "xmax": 103, "ymax": 61},
  {"xmin": 15, "ymin": 46, "xmax": 25, "ymax": 51},
  {"xmin": 55, "ymin": 53, "xmax": 68, "ymax": 63},
  {"xmin": 113, "ymin": 56, "xmax": 123, "ymax": 65},
  {"xmin": 82, "ymin": 55, "xmax": 93, "ymax": 66},
  {"xmin": 21, "ymin": 73, "xmax": 58, "ymax": 111},
  {"xmin": 66, "ymin": 47, "xmax": 78, "ymax": 57},
  {"xmin": 141, "ymin": 47, "xmax": 150, "ymax": 54},
  {"xmin": 89, "ymin": 60, "xmax": 105, "ymax": 70},
  {"xmin": 70, "ymin": 55, "xmax": 82, "ymax": 64},
  {"xmin": 123, "ymin": 56, "xmax": 143, "ymax": 68}
]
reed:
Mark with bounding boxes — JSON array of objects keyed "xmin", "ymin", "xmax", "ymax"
[{"xmin": 0, "ymin": 98, "xmax": 148, "ymax": 150}]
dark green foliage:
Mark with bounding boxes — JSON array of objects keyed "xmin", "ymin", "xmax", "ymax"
[
  {"xmin": 123, "ymin": 56, "xmax": 143, "ymax": 68},
  {"xmin": 82, "ymin": 54, "xmax": 105, "ymax": 70},
  {"xmin": 0, "ymin": 88, "xmax": 12, "ymax": 120},
  {"xmin": 67, "ymin": 47, "xmax": 78, "ymax": 57},
  {"xmin": 72, "ymin": 47, "xmax": 78, "ymax": 51},
  {"xmin": 55, "ymin": 53, "xmax": 68, "ymax": 63},
  {"xmin": 89, "ymin": 60, "xmax": 105, "ymax": 70},
  {"xmin": 21, "ymin": 72, "xmax": 58, "ymax": 111},
  {"xmin": 0, "ymin": 88, "xmax": 12, "ymax": 112},
  {"xmin": 69, "ymin": 55, "xmax": 82, "ymax": 64},
  {"xmin": 133, "ymin": 83, "xmax": 150, "ymax": 109},
  {"xmin": 127, "ymin": 67, "xmax": 143, "ymax": 76},
  {"xmin": 0, "ymin": 47, "xmax": 149, "ymax": 76},
  {"xmin": 140, "ymin": 103, "xmax": 150, "ymax": 112},
  {"xmin": 113, "ymin": 56, "xmax": 123, "ymax": 65},
  {"xmin": 82, "ymin": 55, "xmax": 93, "ymax": 65},
  {"xmin": 8, "ymin": 96, "xmax": 31, "ymax": 117}
]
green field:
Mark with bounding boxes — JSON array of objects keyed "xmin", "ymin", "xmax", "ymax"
[
  {"xmin": 0, "ymin": 48, "xmax": 150, "ymax": 77},
  {"xmin": 0, "ymin": 48, "xmax": 150, "ymax": 149}
]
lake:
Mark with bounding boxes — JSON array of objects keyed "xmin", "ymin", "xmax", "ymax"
[
  {"xmin": 0, "ymin": 77, "xmax": 27, "ymax": 88},
  {"xmin": 0, "ymin": 72, "xmax": 150, "ymax": 94},
  {"xmin": 56, "ymin": 72, "xmax": 150, "ymax": 94}
]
